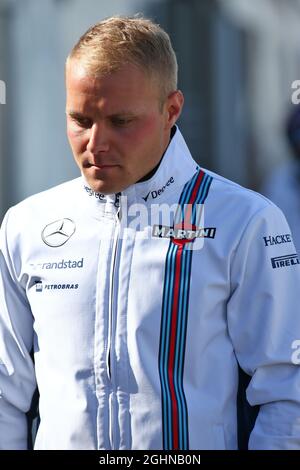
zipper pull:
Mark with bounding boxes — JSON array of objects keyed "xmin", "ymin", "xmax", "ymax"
[
  {"xmin": 114, "ymin": 192, "xmax": 122, "ymax": 220},
  {"xmin": 114, "ymin": 192, "xmax": 121, "ymax": 208}
]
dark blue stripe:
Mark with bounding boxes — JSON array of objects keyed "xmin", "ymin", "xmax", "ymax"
[
  {"xmin": 178, "ymin": 170, "xmax": 200, "ymax": 214},
  {"xmin": 173, "ymin": 249, "xmax": 187, "ymax": 447},
  {"xmin": 192, "ymin": 175, "xmax": 212, "ymax": 224},
  {"xmin": 174, "ymin": 248, "xmax": 192, "ymax": 448},
  {"xmin": 159, "ymin": 169, "xmax": 213, "ymax": 450},
  {"xmin": 160, "ymin": 242, "xmax": 177, "ymax": 449}
]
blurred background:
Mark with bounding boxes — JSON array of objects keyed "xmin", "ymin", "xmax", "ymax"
[{"xmin": 0, "ymin": 0, "xmax": 300, "ymax": 225}]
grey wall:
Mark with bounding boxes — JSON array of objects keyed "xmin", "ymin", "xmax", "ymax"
[
  {"xmin": 0, "ymin": 0, "xmax": 153, "ymax": 218},
  {"xmin": 0, "ymin": 0, "xmax": 11, "ymax": 216}
]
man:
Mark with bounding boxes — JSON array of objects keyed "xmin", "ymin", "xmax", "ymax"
[{"xmin": 0, "ymin": 16, "xmax": 300, "ymax": 450}]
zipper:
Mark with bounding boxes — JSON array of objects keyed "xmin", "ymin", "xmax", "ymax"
[
  {"xmin": 114, "ymin": 192, "xmax": 121, "ymax": 210},
  {"xmin": 107, "ymin": 192, "xmax": 122, "ymax": 449}
]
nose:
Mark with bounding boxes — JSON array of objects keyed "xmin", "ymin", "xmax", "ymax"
[{"xmin": 86, "ymin": 122, "xmax": 110, "ymax": 154}]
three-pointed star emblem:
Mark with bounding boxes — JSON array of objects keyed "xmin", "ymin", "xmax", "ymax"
[{"xmin": 41, "ymin": 218, "xmax": 76, "ymax": 247}]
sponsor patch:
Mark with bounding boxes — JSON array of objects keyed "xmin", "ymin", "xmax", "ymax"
[
  {"xmin": 31, "ymin": 258, "xmax": 84, "ymax": 270},
  {"xmin": 152, "ymin": 224, "xmax": 216, "ymax": 245},
  {"xmin": 263, "ymin": 234, "xmax": 292, "ymax": 247},
  {"xmin": 143, "ymin": 176, "xmax": 174, "ymax": 202},
  {"xmin": 271, "ymin": 253, "xmax": 300, "ymax": 269},
  {"xmin": 41, "ymin": 218, "xmax": 76, "ymax": 248},
  {"xmin": 84, "ymin": 186, "xmax": 106, "ymax": 201},
  {"xmin": 35, "ymin": 281, "xmax": 79, "ymax": 292}
]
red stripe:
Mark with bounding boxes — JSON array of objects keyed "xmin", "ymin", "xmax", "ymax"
[
  {"xmin": 166, "ymin": 172, "xmax": 204, "ymax": 448},
  {"xmin": 167, "ymin": 245, "xmax": 183, "ymax": 449},
  {"xmin": 184, "ymin": 170, "xmax": 204, "ymax": 226},
  {"xmin": 189, "ymin": 170, "xmax": 204, "ymax": 205}
]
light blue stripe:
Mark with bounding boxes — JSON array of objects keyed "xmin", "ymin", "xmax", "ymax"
[
  {"xmin": 173, "ymin": 248, "xmax": 187, "ymax": 447},
  {"xmin": 182, "ymin": 171, "xmax": 203, "ymax": 224},
  {"xmin": 192, "ymin": 174, "xmax": 211, "ymax": 223},
  {"xmin": 159, "ymin": 242, "xmax": 174, "ymax": 448},
  {"xmin": 177, "ymin": 249, "xmax": 192, "ymax": 449},
  {"xmin": 180, "ymin": 249, "xmax": 193, "ymax": 448},
  {"xmin": 160, "ymin": 243, "xmax": 178, "ymax": 449},
  {"xmin": 179, "ymin": 170, "xmax": 199, "ymax": 205},
  {"xmin": 179, "ymin": 171, "xmax": 200, "ymax": 215},
  {"xmin": 159, "ymin": 169, "xmax": 213, "ymax": 449}
]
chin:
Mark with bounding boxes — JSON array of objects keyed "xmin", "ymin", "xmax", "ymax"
[{"xmin": 87, "ymin": 179, "xmax": 120, "ymax": 195}]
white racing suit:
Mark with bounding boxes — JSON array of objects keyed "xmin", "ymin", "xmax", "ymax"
[{"xmin": 0, "ymin": 127, "xmax": 300, "ymax": 449}]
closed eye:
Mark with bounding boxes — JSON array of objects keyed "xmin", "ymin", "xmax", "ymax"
[
  {"xmin": 72, "ymin": 117, "xmax": 93, "ymax": 128},
  {"xmin": 110, "ymin": 116, "xmax": 134, "ymax": 127},
  {"xmin": 67, "ymin": 112, "xmax": 93, "ymax": 128}
]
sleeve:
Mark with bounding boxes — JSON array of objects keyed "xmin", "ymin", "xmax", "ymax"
[
  {"xmin": 227, "ymin": 202, "xmax": 300, "ymax": 450},
  {"xmin": 0, "ymin": 209, "xmax": 36, "ymax": 449}
]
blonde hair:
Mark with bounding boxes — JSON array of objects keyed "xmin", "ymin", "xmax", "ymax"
[{"xmin": 67, "ymin": 15, "xmax": 178, "ymax": 105}]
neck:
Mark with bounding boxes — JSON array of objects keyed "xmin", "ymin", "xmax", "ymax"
[{"xmin": 137, "ymin": 127, "xmax": 175, "ymax": 183}]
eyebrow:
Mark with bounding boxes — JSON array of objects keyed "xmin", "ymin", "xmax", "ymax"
[
  {"xmin": 67, "ymin": 111, "xmax": 87, "ymax": 119},
  {"xmin": 67, "ymin": 110, "xmax": 137, "ymax": 119}
]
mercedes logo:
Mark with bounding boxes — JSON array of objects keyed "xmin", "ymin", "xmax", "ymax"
[{"xmin": 41, "ymin": 218, "xmax": 76, "ymax": 247}]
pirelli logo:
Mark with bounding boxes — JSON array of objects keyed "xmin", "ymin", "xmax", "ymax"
[{"xmin": 271, "ymin": 253, "xmax": 300, "ymax": 269}]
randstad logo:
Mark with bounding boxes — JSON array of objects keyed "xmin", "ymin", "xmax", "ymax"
[
  {"xmin": 35, "ymin": 258, "xmax": 84, "ymax": 270},
  {"xmin": 143, "ymin": 176, "xmax": 174, "ymax": 202},
  {"xmin": 0, "ymin": 80, "xmax": 6, "ymax": 104}
]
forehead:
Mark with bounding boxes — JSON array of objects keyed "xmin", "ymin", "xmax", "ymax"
[{"xmin": 66, "ymin": 60, "xmax": 160, "ymax": 112}]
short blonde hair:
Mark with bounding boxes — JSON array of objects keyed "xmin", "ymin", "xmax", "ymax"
[{"xmin": 67, "ymin": 15, "xmax": 178, "ymax": 105}]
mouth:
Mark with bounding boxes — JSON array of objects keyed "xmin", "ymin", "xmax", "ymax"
[
  {"xmin": 92, "ymin": 164, "xmax": 119, "ymax": 168},
  {"xmin": 84, "ymin": 161, "xmax": 120, "ymax": 170},
  {"xmin": 90, "ymin": 164, "xmax": 120, "ymax": 172}
]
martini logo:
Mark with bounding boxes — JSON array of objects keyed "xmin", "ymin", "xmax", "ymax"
[{"xmin": 153, "ymin": 224, "xmax": 216, "ymax": 245}]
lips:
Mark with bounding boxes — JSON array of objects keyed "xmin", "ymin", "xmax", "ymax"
[
  {"xmin": 92, "ymin": 163, "xmax": 118, "ymax": 167},
  {"xmin": 83, "ymin": 160, "xmax": 120, "ymax": 169},
  {"xmin": 90, "ymin": 163, "xmax": 119, "ymax": 169}
]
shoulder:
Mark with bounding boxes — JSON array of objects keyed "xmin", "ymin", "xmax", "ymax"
[
  {"xmin": 16, "ymin": 177, "xmax": 81, "ymax": 208},
  {"xmin": 203, "ymin": 168, "xmax": 277, "ymax": 214},
  {"xmin": 1, "ymin": 178, "xmax": 82, "ymax": 236},
  {"xmin": 7, "ymin": 178, "xmax": 81, "ymax": 215},
  {"xmin": 200, "ymin": 168, "xmax": 289, "ymax": 244}
]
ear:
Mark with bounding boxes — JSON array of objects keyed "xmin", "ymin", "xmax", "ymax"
[{"xmin": 164, "ymin": 90, "xmax": 184, "ymax": 129}]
